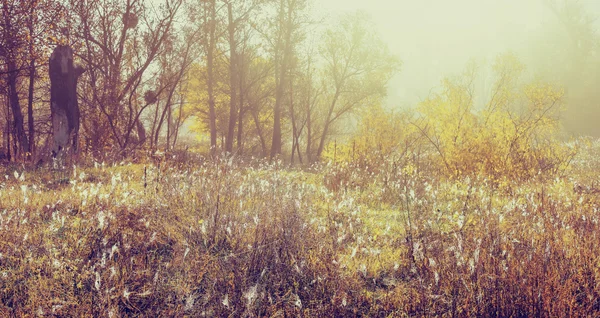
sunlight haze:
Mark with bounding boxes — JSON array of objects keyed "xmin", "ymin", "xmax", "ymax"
[{"xmin": 314, "ymin": 0, "xmax": 600, "ymax": 109}]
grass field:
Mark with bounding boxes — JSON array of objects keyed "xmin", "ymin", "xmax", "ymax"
[{"xmin": 1, "ymin": 141, "xmax": 600, "ymax": 317}]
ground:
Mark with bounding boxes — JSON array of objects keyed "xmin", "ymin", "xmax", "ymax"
[{"xmin": 1, "ymin": 142, "xmax": 600, "ymax": 316}]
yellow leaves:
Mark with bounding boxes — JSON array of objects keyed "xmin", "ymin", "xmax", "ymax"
[
  {"xmin": 413, "ymin": 53, "xmax": 571, "ymax": 181},
  {"xmin": 323, "ymin": 103, "xmax": 415, "ymax": 163},
  {"xmin": 524, "ymin": 81, "xmax": 564, "ymax": 112},
  {"xmin": 402, "ymin": 163, "xmax": 416, "ymax": 176},
  {"xmin": 493, "ymin": 51, "xmax": 525, "ymax": 79}
]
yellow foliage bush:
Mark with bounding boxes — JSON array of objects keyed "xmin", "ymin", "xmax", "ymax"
[
  {"xmin": 336, "ymin": 53, "xmax": 577, "ymax": 183},
  {"xmin": 322, "ymin": 104, "xmax": 421, "ymax": 166}
]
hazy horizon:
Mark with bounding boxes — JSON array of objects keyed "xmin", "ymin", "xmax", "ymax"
[{"xmin": 313, "ymin": 0, "xmax": 600, "ymax": 112}]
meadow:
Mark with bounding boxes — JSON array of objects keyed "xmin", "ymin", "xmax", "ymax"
[{"xmin": 0, "ymin": 137, "xmax": 599, "ymax": 317}]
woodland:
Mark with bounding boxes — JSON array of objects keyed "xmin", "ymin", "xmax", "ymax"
[{"xmin": 1, "ymin": 0, "xmax": 600, "ymax": 316}]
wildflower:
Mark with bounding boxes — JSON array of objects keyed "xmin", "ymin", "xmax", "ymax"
[
  {"xmin": 222, "ymin": 294, "xmax": 229, "ymax": 308},
  {"xmin": 123, "ymin": 288, "xmax": 131, "ymax": 300},
  {"xmin": 291, "ymin": 293, "xmax": 302, "ymax": 309},
  {"xmin": 94, "ymin": 272, "xmax": 101, "ymax": 291},
  {"xmin": 244, "ymin": 285, "xmax": 258, "ymax": 306},
  {"xmin": 184, "ymin": 247, "xmax": 190, "ymax": 260}
]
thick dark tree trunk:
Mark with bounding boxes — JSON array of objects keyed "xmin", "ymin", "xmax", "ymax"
[{"xmin": 49, "ymin": 45, "xmax": 84, "ymax": 158}]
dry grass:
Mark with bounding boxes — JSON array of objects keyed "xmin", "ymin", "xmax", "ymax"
[{"xmin": 0, "ymin": 141, "xmax": 599, "ymax": 317}]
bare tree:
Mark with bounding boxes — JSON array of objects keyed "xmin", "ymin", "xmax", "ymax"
[
  {"xmin": 1, "ymin": 0, "xmax": 30, "ymax": 158},
  {"xmin": 269, "ymin": 0, "xmax": 308, "ymax": 159},
  {"xmin": 72, "ymin": 0, "xmax": 183, "ymax": 156},
  {"xmin": 315, "ymin": 13, "xmax": 400, "ymax": 159}
]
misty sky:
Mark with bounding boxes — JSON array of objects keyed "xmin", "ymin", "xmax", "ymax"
[{"xmin": 313, "ymin": 0, "xmax": 600, "ymax": 108}]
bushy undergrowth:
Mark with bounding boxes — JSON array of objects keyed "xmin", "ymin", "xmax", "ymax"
[{"xmin": 1, "ymin": 140, "xmax": 600, "ymax": 316}]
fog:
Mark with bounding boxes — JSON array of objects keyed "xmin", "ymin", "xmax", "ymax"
[{"xmin": 315, "ymin": 0, "xmax": 600, "ymax": 135}]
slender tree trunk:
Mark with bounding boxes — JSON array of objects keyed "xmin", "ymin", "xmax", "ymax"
[
  {"xmin": 4, "ymin": 95, "xmax": 11, "ymax": 161},
  {"xmin": 172, "ymin": 95, "xmax": 184, "ymax": 149},
  {"xmin": 27, "ymin": 6, "xmax": 35, "ymax": 160},
  {"xmin": 166, "ymin": 101, "xmax": 172, "ymax": 152},
  {"xmin": 236, "ymin": 56, "xmax": 244, "ymax": 154},
  {"xmin": 316, "ymin": 89, "xmax": 341, "ymax": 158},
  {"xmin": 207, "ymin": 0, "xmax": 217, "ymax": 156},
  {"xmin": 270, "ymin": 7, "xmax": 285, "ymax": 159},
  {"xmin": 316, "ymin": 120, "xmax": 332, "ymax": 159},
  {"xmin": 289, "ymin": 80, "xmax": 302, "ymax": 164},
  {"xmin": 27, "ymin": 58, "xmax": 35, "ymax": 159},
  {"xmin": 225, "ymin": 2, "xmax": 238, "ymax": 154},
  {"xmin": 7, "ymin": 62, "xmax": 29, "ymax": 157},
  {"xmin": 270, "ymin": 48, "xmax": 288, "ymax": 159},
  {"xmin": 271, "ymin": 0, "xmax": 295, "ymax": 159},
  {"xmin": 150, "ymin": 98, "xmax": 161, "ymax": 151},
  {"xmin": 252, "ymin": 107, "xmax": 267, "ymax": 157},
  {"xmin": 155, "ymin": 93, "xmax": 174, "ymax": 149},
  {"xmin": 237, "ymin": 102, "xmax": 244, "ymax": 154},
  {"xmin": 306, "ymin": 104, "xmax": 311, "ymax": 163},
  {"xmin": 136, "ymin": 118, "xmax": 146, "ymax": 146},
  {"xmin": 270, "ymin": 80, "xmax": 283, "ymax": 159}
]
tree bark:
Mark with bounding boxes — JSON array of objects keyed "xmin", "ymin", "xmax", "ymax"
[
  {"xmin": 7, "ymin": 61, "xmax": 29, "ymax": 157},
  {"xmin": 49, "ymin": 45, "xmax": 84, "ymax": 158},
  {"xmin": 27, "ymin": 4, "xmax": 35, "ymax": 160},
  {"xmin": 236, "ymin": 55, "xmax": 244, "ymax": 154},
  {"xmin": 270, "ymin": 0, "xmax": 295, "ymax": 159},
  {"xmin": 27, "ymin": 58, "xmax": 35, "ymax": 159},
  {"xmin": 316, "ymin": 88, "xmax": 341, "ymax": 158},
  {"xmin": 306, "ymin": 106, "xmax": 311, "ymax": 163},
  {"xmin": 207, "ymin": 0, "xmax": 218, "ymax": 156},
  {"xmin": 4, "ymin": 95, "xmax": 11, "ymax": 161},
  {"xmin": 225, "ymin": 2, "xmax": 238, "ymax": 154},
  {"xmin": 289, "ymin": 80, "xmax": 302, "ymax": 164},
  {"xmin": 251, "ymin": 106, "xmax": 267, "ymax": 156}
]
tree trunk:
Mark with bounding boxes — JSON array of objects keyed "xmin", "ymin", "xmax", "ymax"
[
  {"xmin": 154, "ymin": 95, "xmax": 172, "ymax": 149},
  {"xmin": 27, "ymin": 59, "xmax": 35, "ymax": 159},
  {"xmin": 49, "ymin": 45, "xmax": 84, "ymax": 158},
  {"xmin": 316, "ymin": 89, "xmax": 341, "ymax": 158},
  {"xmin": 7, "ymin": 61, "xmax": 29, "ymax": 157},
  {"xmin": 225, "ymin": 2, "xmax": 237, "ymax": 154},
  {"xmin": 136, "ymin": 118, "xmax": 146, "ymax": 145},
  {"xmin": 4, "ymin": 95, "xmax": 11, "ymax": 162},
  {"xmin": 150, "ymin": 98, "xmax": 161, "ymax": 151},
  {"xmin": 306, "ymin": 103, "xmax": 311, "ymax": 163},
  {"xmin": 207, "ymin": 0, "xmax": 217, "ymax": 156},
  {"xmin": 237, "ymin": 56, "xmax": 244, "ymax": 154},
  {"xmin": 166, "ymin": 101, "xmax": 172, "ymax": 152},
  {"xmin": 289, "ymin": 80, "xmax": 302, "ymax": 164},
  {"xmin": 270, "ymin": 0, "xmax": 295, "ymax": 159},
  {"xmin": 252, "ymin": 106, "xmax": 267, "ymax": 157},
  {"xmin": 172, "ymin": 94, "xmax": 185, "ymax": 149},
  {"xmin": 270, "ymin": 82, "xmax": 283, "ymax": 159},
  {"xmin": 27, "ymin": 6, "xmax": 35, "ymax": 160}
]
